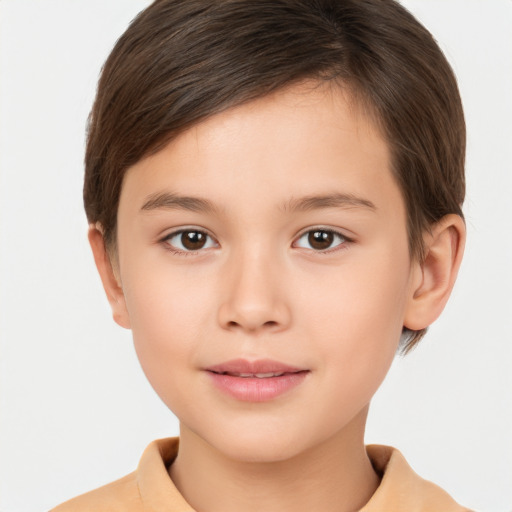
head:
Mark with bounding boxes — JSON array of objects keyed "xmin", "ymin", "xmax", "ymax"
[
  {"xmin": 85, "ymin": 0, "xmax": 466, "ymax": 460},
  {"xmin": 84, "ymin": 0, "xmax": 465, "ymax": 353}
]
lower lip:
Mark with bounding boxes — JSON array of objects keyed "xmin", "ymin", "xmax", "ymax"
[{"xmin": 207, "ymin": 371, "xmax": 309, "ymax": 402}]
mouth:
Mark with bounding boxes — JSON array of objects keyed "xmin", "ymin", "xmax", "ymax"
[
  {"xmin": 210, "ymin": 371, "xmax": 294, "ymax": 378},
  {"xmin": 206, "ymin": 358, "xmax": 305, "ymax": 375},
  {"xmin": 205, "ymin": 359, "xmax": 309, "ymax": 401}
]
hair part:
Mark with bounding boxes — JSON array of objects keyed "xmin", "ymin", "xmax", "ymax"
[{"xmin": 84, "ymin": 0, "xmax": 465, "ymax": 353}]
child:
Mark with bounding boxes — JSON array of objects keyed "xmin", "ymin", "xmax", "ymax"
[{"xmin": 52, "ymin": 0, "xmax": 471, "ymax": 510}]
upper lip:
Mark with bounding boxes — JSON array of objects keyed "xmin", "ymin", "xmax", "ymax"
[{"xmin": 205, "ymin": 358, "xmax": 306, "ymax": 376}]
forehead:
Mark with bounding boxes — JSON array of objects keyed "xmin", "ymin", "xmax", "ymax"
[{"xmin": 119, "ymin": 82, "xmax": 401, "ymax": 221}]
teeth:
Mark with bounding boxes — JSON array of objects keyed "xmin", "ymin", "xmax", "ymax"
[
  {"xmin": 235, "ymin": 372, "xmax": 284, "ymax": 378},
  {"xmin": 220, "ymin": 371, "xmax": 288, "ymax": 378}
]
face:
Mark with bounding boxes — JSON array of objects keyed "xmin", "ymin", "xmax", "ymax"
[{"xmin": 113, "ymin": 83, "xmax": 419, "ymax": 462}]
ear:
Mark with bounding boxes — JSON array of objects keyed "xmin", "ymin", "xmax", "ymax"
[
  {"xmin": 88, "ymin": 225, "xmax": 131, "ymax": 329},
  {"xmin": 404, "ymin": 214, "xmax": 466, "ymax": 331}
]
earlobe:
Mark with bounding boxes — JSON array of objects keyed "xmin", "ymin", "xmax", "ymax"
[
  {"xmin": 88, "ymin": 225, "xmax": 131, "ymax": 329},
  {"xmin": 404, "ymin": 214, "xmax": 466, "ymax": 331}
]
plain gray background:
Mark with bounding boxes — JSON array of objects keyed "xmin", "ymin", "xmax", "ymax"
[{"xmin": 1, "ymin": 1, "xmax": 511, "ymax": 511}]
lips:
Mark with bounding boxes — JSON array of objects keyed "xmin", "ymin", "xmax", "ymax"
[
  {"xmin": 205, "ymin": 359, "xmax": 309, "ymax": 402},
  {"xmin": 230, "ymin": 372, "xmax": 286, "ymax": 378}
]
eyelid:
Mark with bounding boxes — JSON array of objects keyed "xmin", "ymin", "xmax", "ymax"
[
  {"xmin": 160, "ymin": 226, "xmax": 219, "ymax": 254},
  {"xmin": 292, "ymin": 226, "xmax": 353, "ymax": 252},
  {"xmin": 158, "ymin": 225, "xmax": 352, "ymax": 255}
]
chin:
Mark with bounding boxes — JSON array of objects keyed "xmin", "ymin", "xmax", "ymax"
[{"xmin": 196, "ymin": 419, "xmax": 324, "ymax": 464}]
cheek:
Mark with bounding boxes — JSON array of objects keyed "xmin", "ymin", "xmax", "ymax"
[
  {"xmin": 123, "ymin": 251, "xmax": 213, "ymax": 334},
  {"xmin": 121, "ymin": 264, "xmax": 213, "ymax": 398},
  {"xmin": 300, "ymin": 250, "xmax": 410, "ymax": 396},
  {"xmin": 301, "ymin": 252, "xmax": 409, "ymax": 341}
]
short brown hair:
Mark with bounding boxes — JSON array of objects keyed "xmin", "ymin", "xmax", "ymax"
[{"xmin": 84, "ymin": 0, "xmax": 465, "ymax": 352}]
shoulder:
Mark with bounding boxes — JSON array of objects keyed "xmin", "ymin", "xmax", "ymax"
[
  {"xmin": 362, "ymin": 445, "xmax": 473, "ymax": 512},
  {"xmin": 50, "ymin": 472, "xmax": 141, "ymax": 512},
  {"xmin": 50, "ymin": 438, "xmax": 183, "ymax": 512}
]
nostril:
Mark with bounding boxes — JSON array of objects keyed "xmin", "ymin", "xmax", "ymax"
[
  {"xmin": 225, "ymin": 319, "xmax": 279, "ymax": 331},
  {"xmin": 218, "ymin": 301, "xmax": 291, "ymax": 333}
]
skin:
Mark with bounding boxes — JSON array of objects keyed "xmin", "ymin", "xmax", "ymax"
[{"xmin": 90, "ymin": 82, "xmax": 465, "ymax": 512}]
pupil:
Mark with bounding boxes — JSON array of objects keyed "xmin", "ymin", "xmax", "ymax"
[
  {"xmin": 182, "ymin": 231, "xmax": 206, "ymax": 250},
  {"xmin": 308, "ymin": 230, "xmax": 333, "ymax": 250}
]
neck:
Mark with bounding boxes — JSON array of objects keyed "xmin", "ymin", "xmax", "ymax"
[{"xmin": 169, "ymin": 407, "xmax": 380, "ymax": 512}]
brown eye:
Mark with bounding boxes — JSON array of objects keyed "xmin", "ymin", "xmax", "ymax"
[
  {"xmin": 308, "ymin": 230, "xmax": 334, "ymax": 250},
  {"xmin": 165, "ymin": 229, "xmax": 217, "ymax": 252},
  {"xmin": 181, "ymin": 231, "xmax": 207, "ymax": 250},
  {"xmin": 295, "ymin": 229, "xmax": 346, "ymax": 251}
]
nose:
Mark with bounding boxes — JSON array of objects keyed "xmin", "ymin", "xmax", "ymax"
[{"xmin": 217, "ymin": 249, "xmax": 291, "ymax": 334}]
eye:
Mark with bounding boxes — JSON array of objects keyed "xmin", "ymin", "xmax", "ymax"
[
  {"xmin": 294, "ymin": 228, "xmax": 348, "ymax": 251},
  {"xmin": 163, "ymin": 229, "xmax": 218, "ymax": 252}
]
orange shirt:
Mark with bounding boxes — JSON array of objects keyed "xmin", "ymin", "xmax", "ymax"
[{"xmin": 51, "ymin": 438, "xmax": 472, "ymax": 511}]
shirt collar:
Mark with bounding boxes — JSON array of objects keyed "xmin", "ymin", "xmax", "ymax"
[{"xmin": 136, "ymin": 438, "xmax": 468, "ymax": 512}]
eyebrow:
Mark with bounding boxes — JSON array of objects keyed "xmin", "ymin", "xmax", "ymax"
[
  {"xmin": 281, "ymin": 193, "xmax": 376, "ymax": 213},
  {"xmin": 140, "ymin": 191, "xmax": 376, "ymax": 215},
  {"xmin": 141, "ymin": 192, "xmax": 219, "ymax": 214}
]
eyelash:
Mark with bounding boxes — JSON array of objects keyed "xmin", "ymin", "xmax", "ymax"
[
  {"xmin": 160, "ymin": 227, "xmax": 352, "ymax": 256},
  {"xmin": 161, "ymin": 228, "xmax": 218, "ymax": 256},
  {"xmin": 293, "ymin": 228, "xmax": 351, "ymax": 254}
]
